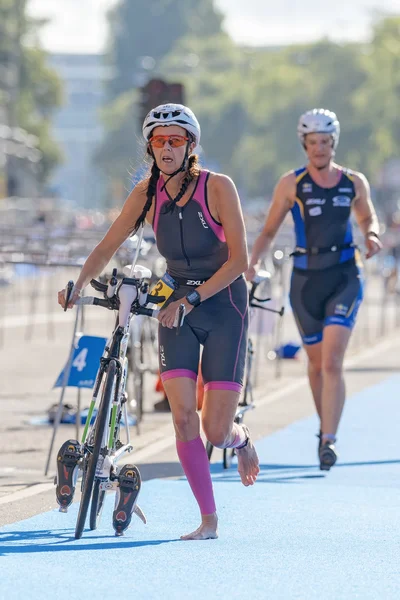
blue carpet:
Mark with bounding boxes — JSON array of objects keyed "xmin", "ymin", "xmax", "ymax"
[{"xmin": 1, "ymin": 375, "xmax": 399, "ymax": 599}]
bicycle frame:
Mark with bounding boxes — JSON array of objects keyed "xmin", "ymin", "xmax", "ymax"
[{"xmin": 80, "ymin": 314, "xmax": 133, "ymax": 488}]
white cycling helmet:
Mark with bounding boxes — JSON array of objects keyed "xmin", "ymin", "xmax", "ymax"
[
  {"xmin": 142, "ymin": 103, "xmax": 201, "ymax": 145},
  {"xmin": 297, "ymin": 108, "xmax": 340, "ymax": 149}
]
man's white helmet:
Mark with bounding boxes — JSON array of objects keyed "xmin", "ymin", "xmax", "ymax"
[
  {"xmin": 142, "ymin": 103, "xmax": 201, "ymax": 145},
  {"xmin": 297, "ymin": 108, "xmax": 340, "ymax": 149}
]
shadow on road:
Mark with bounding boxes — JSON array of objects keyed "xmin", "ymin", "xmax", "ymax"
[
  {"xmin": 209, "ymin": 458, "xmax": 400, "ymax": 483},
  {"xmin": 0, "ymin": 527, "xmax": 178, "ymax": 555}
]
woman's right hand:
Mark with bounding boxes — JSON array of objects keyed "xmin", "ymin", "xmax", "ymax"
[{"xmin": 57, "ymin": 286, "xmax": 81, "ymax": 310}]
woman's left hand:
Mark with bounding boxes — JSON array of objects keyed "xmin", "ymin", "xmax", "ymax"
[
  {"xmin": 365, "ymin": 234, "xmax": 383, "ymax": 259},
  {"xmin": 158, "ymin": 299, "xmax": 193, "ymax": 328}
]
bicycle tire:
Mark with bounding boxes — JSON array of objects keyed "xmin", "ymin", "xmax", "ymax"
[
  {"xmin": 136, "ymin": 325, "xmax": 146, "ymax": 423},
  {"xmin": 242, "ymin": 341, "xmax": 253, "ymax": 406},
  {"xmin": 223, "ymin": 448, "xmax": 235, "ymax": 470},
  {"xmin": 129, "ymin": 330, "xmax": 144, "ymax": 429},
  {"xmin": 89, "ymin": 479, "xmax": 106, "ymax": 531},
  {"xmin": 206, "ymin": 440, "xmax": 214, "ymax": 461},
  {"xmin": 75, "ymin": 360, "xmax": 117, "ymax": 539}
]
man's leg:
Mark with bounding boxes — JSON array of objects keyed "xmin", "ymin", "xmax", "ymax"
[
  {"xmin": 303, "ymin": 342, "xmax": 323, "ymax": 419},
  {"xmin": 320, "ymin": 324, "xmax": 352, "ymax": 438}
]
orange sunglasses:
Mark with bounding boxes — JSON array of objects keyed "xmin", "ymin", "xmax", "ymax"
[{"xmin": 149, "ymin": 135, "xmax": 189, "ymax": 148}]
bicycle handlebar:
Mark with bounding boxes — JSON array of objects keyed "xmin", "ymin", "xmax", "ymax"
[
  {"xmin": 75, "ymin": 296, "xmax": 161, "ymax": 319},
  {"xmin": 90, "ymin": 278, "xmax": 107, "ymax": 293},
  {"xmin": 69, "ymin": 267, "xmax": 282, "ymax": 326}
]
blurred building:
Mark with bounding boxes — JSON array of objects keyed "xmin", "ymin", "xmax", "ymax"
[{"xmin": 47, "ymin": 54, "xmax": 111, "ymax": 208}]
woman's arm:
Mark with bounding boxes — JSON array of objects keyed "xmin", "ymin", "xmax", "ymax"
[
  {"xmin": 192, "ymin": 173, "xmax": 248, "ymax": 303},
  {"xmin": 246, "ymin": 172, "xmax": 295, "ymax": 279},
  {"xmin": 59, "ymin": 182, "xmax": 149, "ymax": 308}
]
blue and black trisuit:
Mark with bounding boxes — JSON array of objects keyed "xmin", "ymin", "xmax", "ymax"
[{"xmin": 289, "ymin": 166, "xmax": 364, "ymax": 345}]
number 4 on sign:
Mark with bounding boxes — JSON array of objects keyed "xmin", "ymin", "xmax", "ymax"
[{"xmin": 72, "ymin": 348, "xmax": 88, "ymax": 372}]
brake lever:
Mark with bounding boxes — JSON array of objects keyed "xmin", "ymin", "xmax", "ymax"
[
  {"xmin": 147, "ymin": 294, "xmax": 166, "ymax": 304},
  {"xmin": 174, "ymin": 303, "xmax": 186, "ymax": 335},
  {"xmin": 64, "ymin": 280, "xmax": 74, "ymax": 312}
]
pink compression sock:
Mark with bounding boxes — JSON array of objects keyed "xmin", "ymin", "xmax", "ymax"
[
  {"xmin": 176, "ymin": 436, "xmax": 216, "ymax": 515},
  {"xmin": 224, "ymin": 423, "xmax": 247, "ymax": 449}
]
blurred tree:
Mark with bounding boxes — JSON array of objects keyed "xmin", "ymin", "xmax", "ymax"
[
  {"xmin": 353, "ymin": 17, "xmax": 400, "ymax": 181},
  {"xmin": 0, "ymin": 0, "xmax": 63, "ymax": 185},
  {"xmin": 106, "ymin": 0, "xmax": 223, "ymax": 99},
  {"xmin": 98, "ymin": 0, "xmax": 226, "ymax": 202},
  {"xmin": 95, "ymin": 89, "xmax": 141, "ymax": 188},
  {"xmin": 239, "ymin": 40, "xmax": 369, "ymax": 195},
  {"xmin": 99, "ymin": 7, "xmax": 400, "ymax": 203},
  {"xmin": 18, "ymin": 46, "xmax": 63, "ymax": 182},
  {"xmin": 159, "ymin": 33, "xmax": 244, "ymax": 172}
]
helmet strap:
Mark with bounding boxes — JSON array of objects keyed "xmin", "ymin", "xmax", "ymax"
[{"xmin": 160, "ymin": 142, "xmax": 190, "ymax": 193}]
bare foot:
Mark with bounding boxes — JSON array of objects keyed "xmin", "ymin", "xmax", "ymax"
[
  {"xmin": 180, "ymin": 513, "xmax": 218, "ymax": 540},
  {"xmin": 236, "ymin": 425, "xmax": 259, "ymax": 486}
]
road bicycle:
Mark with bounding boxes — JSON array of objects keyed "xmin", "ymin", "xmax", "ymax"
[
  {"xmin": 206, "ymin": 270, "xmax": 284, "ymax": 468},
  {"xmin": 55, "ymin": 264, "xmax": 184, "ymax": 539}
]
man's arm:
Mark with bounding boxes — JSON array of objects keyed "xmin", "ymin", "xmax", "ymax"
[
  {"xmin": 352, "ymin": 172, "xmax": 382, "ymax": 259},
  {"xmin": 246, "ymin": 172, "xmax": 295, "ymax": 279}
]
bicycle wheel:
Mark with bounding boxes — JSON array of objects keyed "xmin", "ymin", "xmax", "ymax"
[
  {"xmin": 130, "ymin": 317, "xmax": 158, "ymax": 428},
  {"xmin": 206, "ymin": 440, "xmax": 214, "ymax": 461},
  {"xmin": 75, "ymin": 360, "xmax": 117, "ymax": 539},
  {"xmin": 129, "ymin": 322, "xmax": 145, "ymax": 428},
  {"xmin": 242, "ymin": 339, "xmax": 253, "ymax": 406},
  {"xmin": 223, "ymin": 448, "xmax": 235, "ymax": 470},
  {"xmin": 89, "ymin": 479, "xmax": 106, "ymax": 531}
]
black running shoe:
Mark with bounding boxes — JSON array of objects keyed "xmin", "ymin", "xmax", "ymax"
[
  {"xmin": 319, "ymin": 440, "xmax": 338, "ymax": 471},
  {"xmin": 55, "ymin": 439, "xmax": 82, "ymax": 511},
  {"xmin": 113, "ymin": 464, "xmax": 142, "ymax": 536}
]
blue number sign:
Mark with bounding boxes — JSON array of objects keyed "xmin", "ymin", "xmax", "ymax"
[{"xmin": 54, "ymin": 335, "xmax": 107, "ymax": 389}]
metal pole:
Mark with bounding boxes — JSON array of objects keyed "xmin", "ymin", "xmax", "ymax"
[
  {"xmin": 75, "ymin": 388, "xmax": 81, "ymax": 441},
  {"xmin": 44, "ymin": 304, "xmax": 81, "ymax": 476},
  {"xmin": 274, "ymin": 256, "xmax": 289, "ymax": 379},
  {"xmin": 0, "ymin": 286, "xmax": 4, "ymax": 348},
  {"xmin": 395, "ymin": 288, "xmax": 400, "ymax": 329},
  {"xmin": 379, "ymin": 274, "xmax": 387, "ymax": 338},
  {"xmin": 25, "ymin": 273, "xmax": 39, "ymax": 341}
]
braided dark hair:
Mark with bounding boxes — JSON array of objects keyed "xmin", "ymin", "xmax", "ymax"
[
  {"xmin": 131, "ymin": 161, "xmax": 160, "ymax": 234},
  {"xmin": 163, "ymin": 154, "xmax": 201, "ymax": 214}
]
